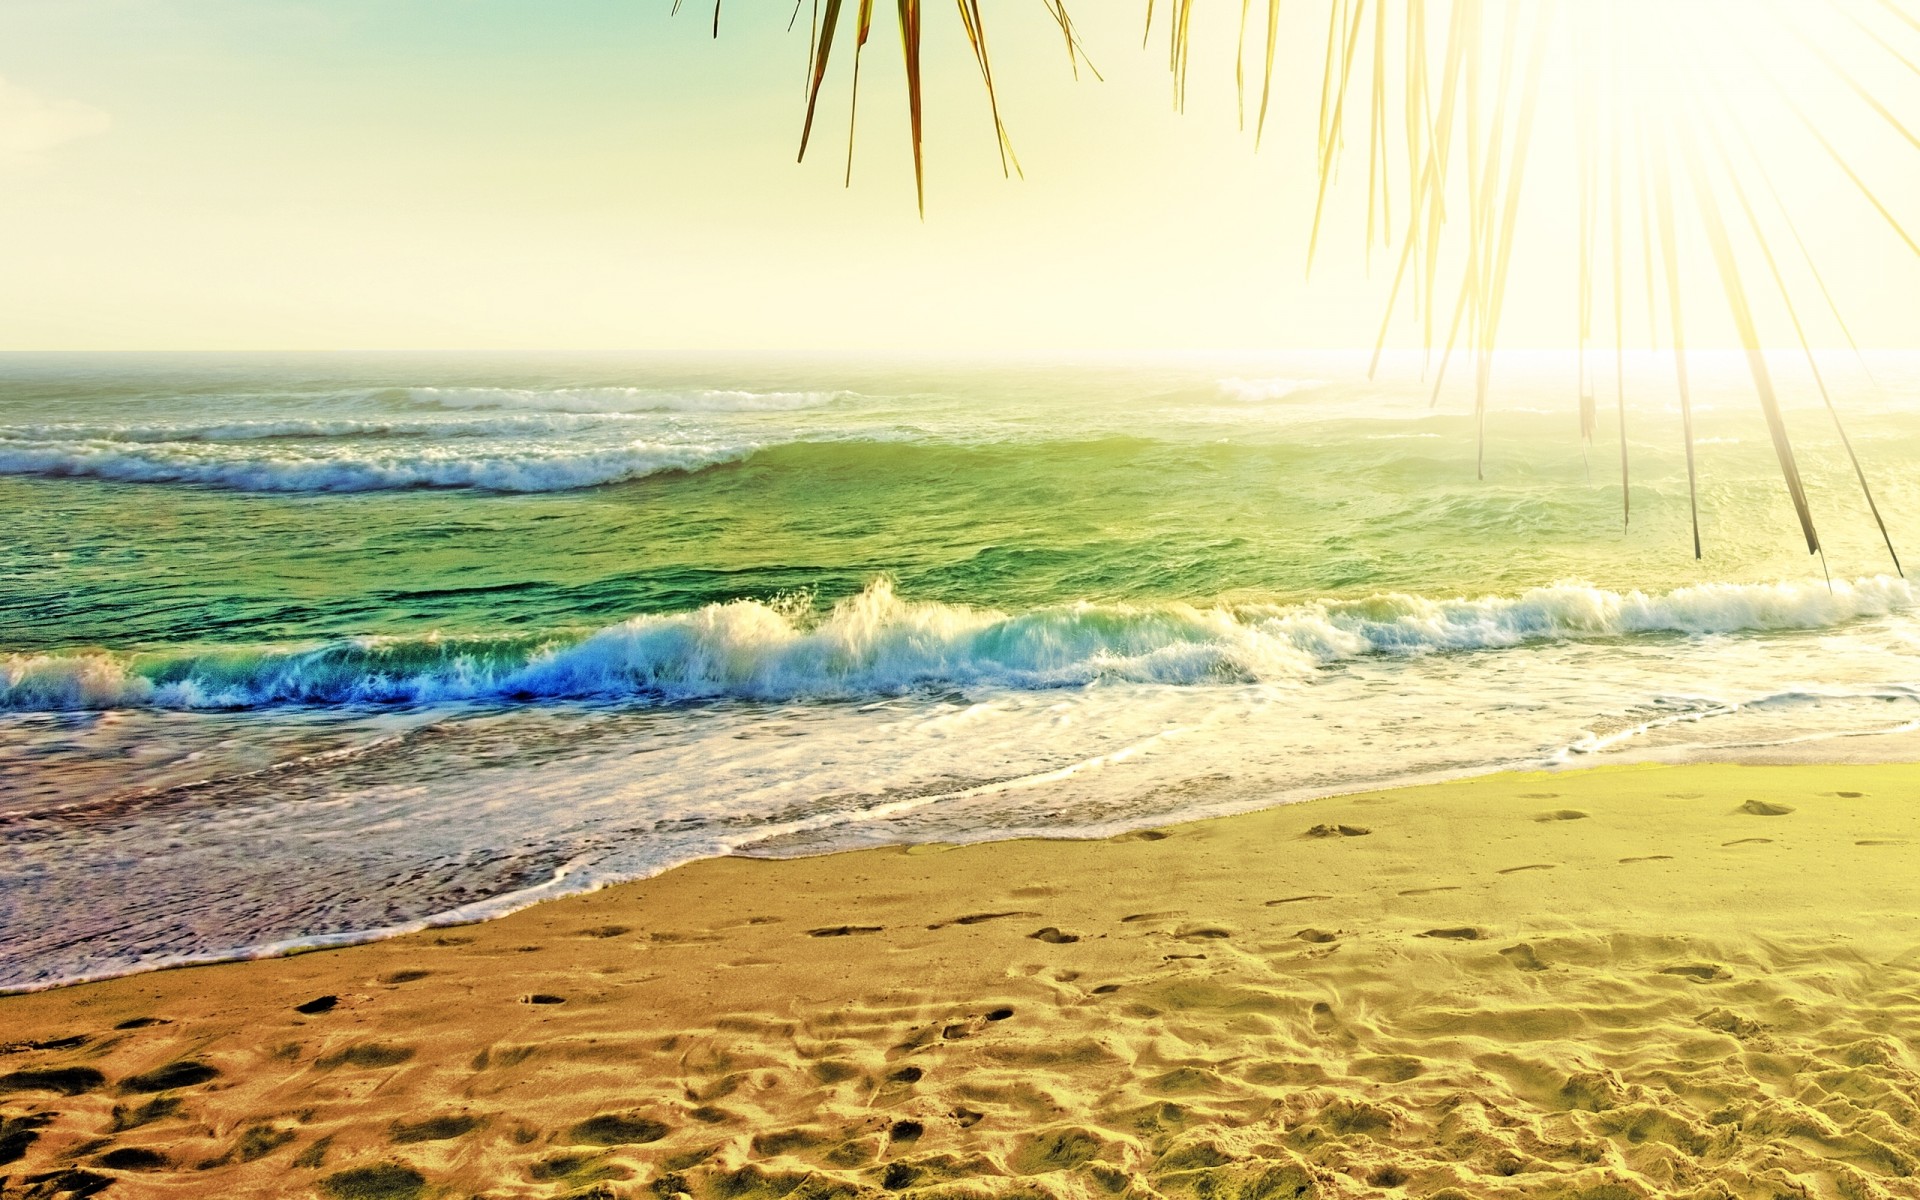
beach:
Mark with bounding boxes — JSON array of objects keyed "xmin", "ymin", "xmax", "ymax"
[
  {"xmin": 11, "ymin": 356, "xmax": 1920, "ymax": 996},
  {"xmin": 12, "ymin": 3, "xmax": 1920, "ymax": 1195},
  {"xmin": 3, "ymin": 760, "xmax": 1916, "ymax": 1199}
]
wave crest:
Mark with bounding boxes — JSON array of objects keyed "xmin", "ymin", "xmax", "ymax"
[
  {"xmin": 1217, "ymin": 377, "xmax": 1325, "ymax": 403},
  {"xmin": 408, "ymin": 386, "xmax": 843, "ymax": 414},
  {"xmin": 0, "ymin": 439, "xmax": 747, "ymax": 492},
  {"xmin": 0, "ymin": 413, "xmax": 638, "ymax": 444},
  {"xmin": 4, "ymin": 576, "xmax": 1908, "ymax": 712}
]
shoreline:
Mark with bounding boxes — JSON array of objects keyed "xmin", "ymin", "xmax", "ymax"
[
  {"xmin": 2, "ymin": 760, "xmax": 1917, "ymax": 1198},
  {"xmin": 1, "ymin": 753, "xmax": 1538, "ymax": 998},
  {"xmin": 14, "ymin": 723, "xmax": 1920, "ymax": 997}
]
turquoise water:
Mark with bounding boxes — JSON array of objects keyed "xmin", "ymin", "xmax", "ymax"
[{"xmin": 6, "ymin": 351, "xmax": 1920, "ymax": 987}]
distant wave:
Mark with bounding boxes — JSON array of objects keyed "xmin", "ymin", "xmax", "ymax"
[
  {"xmin": 0, "ymin": 433, "xmax": 1227, "ymax": 494},
  {"xmin": 5, "ymin": 576, "xmax": 1908, "ymax": 711},
  {"xmin": 409, "ymin": 386, "xmax": 844, "ymax": 414},
  {"xmin": 0, "ymin": 438, "xmax": 748, "ymax": 493},
  {"xmin": 0, "ymin": 413, "xmax": 634, "ymax": 444},
  {"xmin": 1217, "ymin": 377, "xmax": 1325, "ymax": 402}
]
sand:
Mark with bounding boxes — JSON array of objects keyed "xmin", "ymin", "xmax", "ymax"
[{"xmin": 2, "ymin": 761, "xmax": 1918, "ymax": 1200}]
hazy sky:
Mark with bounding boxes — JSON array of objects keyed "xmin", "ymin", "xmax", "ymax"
[{"xmin": 3, "ymin": 1, "xmax": 1918, "ymax": 352}]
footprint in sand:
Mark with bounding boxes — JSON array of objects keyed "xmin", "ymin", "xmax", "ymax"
[
  {"xmin": 569, "ymin": 1113, "xmax": 669, "ymax": 1146},
  {"xmin": 879, "ymin": 1163, "xmax": 921, "ymax": 1190},
  {"xmin": 0, "ymin": 1067, "xmax": 105, "ymax": 1096},
  {"xmin": 520, "ymin": 994, "xmax": 566, "ymax": 1005},
  {"xmin": 929, "ymin": 911, "xmax": 1040, "ymax": 930},
  {"xmin": 1722, "ymin": 838, "xmax": 1773, "ymax": 847},
  {"xmin": 233, "ymin": 1124, "xmax": 295, "ymax": 1161},
  {"xmin": 1120, "ymin": 911, "xmax": 1184, "ymax": 923},
  {"xmin": 1265, "ymin": 895, "xmax": 1333, "ymax": 906},
  {"xmin": 1008, "ymin": 1127, "xmax": 1102, "ymax": 1174},
  {"xmin": 528, "ymin": 1151, "xmax": 618, "ymax": 1185},
  {"xmin": 955, "ymin": 911, "xmax": 1036, "ymax": 925},
  {"xmin": 390, "ymin": 1115, "xmax": 481, "ymax": 1144},
  {"xmin": 1174, "ymin": 924, "xmax": 1232, "ymax": 941},
  {"xmin": 109, "ymin": 1098, "xmax": 180, "ymax": 1132},
  {"xmin": 1619, "ymin": 855, "xmax": 1673, "ymax": 864},
  {"xmin": 808, "ymin": 925, "xmax": 883, "ymax": 938},
  {"xmin": 1091, "ymin": 984, "xmax": 1122, "ymax": 994},
  {"xmin": 574, "ymin": 925, "xmax": 630, "ymax": 939},
  {"xmin": 1398, "ymin": 886, "xmax": 1460, "ymax": 896},
  {"xmin": 935, "ymin": 1006, "xmax": 1014, "ymax": 1044},
  {"xmin": 381, "ymin": 970, "xmax": 430, "ymax": 985},
  {"xmin": 321, "ymin": 1165, "xmax": 425, "ymax": 1199},
  {"xmin": 1857, "ymin": 839, "xmax": 1907, "ymax": 846},
  {"xmin": 1418, "ymin": 927, "xmax": 1484, "ymax": 941},
  {"xmin": 1534, "ymin": 810, "xmax": 1588, "ymax": 822},
  {"xmin": 96, "ymin": 1147, "xmax": 168, "ymax": 1171},
  {"xmin": 113, "ymin": 1017, "xmax": 166, "ymax": 1030},
  {"xmin": 119, "ymin": 1061, "xmax": 219, "ymax": 1093},
  {"xmin": 294, "ymin": 996, "xmax": 338, "ymax": 1015},
  {"xmin": 317, "ymin": 1045, "xmax": 413, "ymax": 1070},
  {"xmin": 1028, "ymin": 927, "xmax": 1080, "ymax": 945},
  {"xmin": 887, "ymin": 1066, "xmax": 924, "ymax": 1084},
  {"xmin": 1296, "ymin": 928, "xmax": 1339, "ymax": 944},
  {"xmin": 1660, "ymin": 964, "xmax": 1732, "ymax": 982},
  {"xmin": 1827, "ymin": 791, "xmax": 1866, "ymax": 798},
  {"xmin": 941, "ymin": 1023, "xmax": 970, "ymax": 1041},
  {"xmin": 1498, "ymin": 863, "xmax": 1557, "ymax": 874},
  {"xmin": 1305, "ymin": 824, "xmax": 1371, "ymax": 838},
  {"xmin": 1696, "ymin": 1008, "xmax": 1764, "ymax": 1037},
  {"xmin": 1739, "ymin": 799, "xmax": 1794, "ymax": 816},
  {"xmin": 0, "ymin": 1113, "xmax": 53, "ymax": 1163},
  {"xmin": 1499, "ymin": 943, "xmax": 1548, "ymax": 971},
  {"xmin": 1518, "ymin": 792, "xmax": 1561, "ymax": 799}
]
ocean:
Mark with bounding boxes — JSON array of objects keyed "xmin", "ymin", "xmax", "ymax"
[{"xmin": 5, "ymin": 350, "xmax": 1919, "ymax": 990}]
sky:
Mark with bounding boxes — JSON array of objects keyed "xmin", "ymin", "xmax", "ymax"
[{"xmin": 2, "ymin": 0, "xmax": 1918, "ymax": 353}]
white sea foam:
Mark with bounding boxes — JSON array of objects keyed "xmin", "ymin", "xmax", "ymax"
[
  {"xmin": 0, "ymin": 413, "xmax": 633, "ymax": 443},
  {"xmin": 5, "ymin": 575, "xmax": 1908, "ymax": 711},
  {"xmin": 1217, "ymin": 377, "xmax": 1326, "ymax": 402},
  {"xmin": 409, "ymin": 386, "xmax": 843, "ymax": 414},
  {"xmin": 0, "ymin": 438, "xmax": 748, "ymax": 492}
]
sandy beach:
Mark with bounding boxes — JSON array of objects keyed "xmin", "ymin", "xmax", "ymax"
[{"xmin": 2, "ymin": 760, "xmax": 1917, "ymax": 1200}]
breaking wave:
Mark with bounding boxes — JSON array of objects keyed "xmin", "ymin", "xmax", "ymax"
[
  {"xmin": 0, "ymin": 438, "xmax": 749, "ymax": 492},
  {"xmin": 408, "ymin": 386, "xmax": 844, "ymax": 414},
  {"xmin": 0, "ymin": 413, "xmax": 638, "ymax": 443},
  {"xmin": 1217, "ymin": 377, "xmax": 1326, "ymax": 403},
  {"xmin": 5, "ymin": 575, "xmax": 1907, "ymax": 711}
]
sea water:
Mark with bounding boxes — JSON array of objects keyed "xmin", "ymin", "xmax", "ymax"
[{"xmin": 5, "ymin": 350, "xmax": 1919, "ymax": 988}]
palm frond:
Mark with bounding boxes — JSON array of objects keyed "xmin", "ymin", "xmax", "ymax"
[{"xmin": 687, "ymin": 0, "xmax": 1920, "ymax": 565}]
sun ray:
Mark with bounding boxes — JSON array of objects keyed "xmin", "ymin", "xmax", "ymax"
[{"xmin": 715, "ymin": 0, "xmax": 1920, "ymax": 557}]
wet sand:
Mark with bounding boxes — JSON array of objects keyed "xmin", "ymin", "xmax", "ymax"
[{"xmin": 2, "ymin": 761, "xmax": 1918, "ymax": 1199}]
